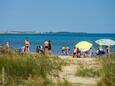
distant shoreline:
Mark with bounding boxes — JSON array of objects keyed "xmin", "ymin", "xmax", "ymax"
[{"xmin": 0, "ymin": 32, "xmax": 115, "ymax": 34}]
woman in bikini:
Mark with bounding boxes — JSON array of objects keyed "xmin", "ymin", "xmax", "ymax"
[
  {"xmin": 44, "ymin": 40, "xmax": 49, "ymax": 55},
  {"xmin": 24, "ymin": 39, "xmax": 30, "ymax": 53}
]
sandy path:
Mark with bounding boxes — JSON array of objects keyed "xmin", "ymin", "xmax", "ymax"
[
  {"xmin": 57, "ymin": 57, "xmax": 101, "ymax": 85},
  {"xmin": 59, "ymin": 65, "xmax": 99, "ymax": 85},
  {"xmin": 49, "ymin": 56, "xmax": 100, "ymax": 85}
]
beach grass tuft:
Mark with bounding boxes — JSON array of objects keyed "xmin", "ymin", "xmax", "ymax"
[
  {"xmin": 75, "ymin": 53, "xmax": 115, "ymax": 86},
  {"xmin": 76, "ymin": 68, "xmax": 101, "ymax": 78},
  {"xmin": 97, "ymin": 54, "xmax": 115, "ymax": 86},
  {"xmin": 0, "ymin": 51, "xmax": 64, "ymax": 86}
]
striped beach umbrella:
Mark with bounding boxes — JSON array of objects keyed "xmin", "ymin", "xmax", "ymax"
[
  {"xmin": 95, "ymin": 39, "xmax": 115, "ymax": 45},
  {"xmin": 75, "ymin": 41, "xmax": 92, "ymax": 52}
]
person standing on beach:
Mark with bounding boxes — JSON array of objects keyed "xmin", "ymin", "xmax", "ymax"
[
  {"xmin": 6, "ymin": 42, "xmax": 10, "ymax": 49},
  {"xmin": 72, "ymin": 47, "xmax": 77, "ymax": 58},
  {"xmin": 44, "ymin": 40, "xmax": 49, "ymax": 55},
  {"xmin": 65, "ymin": 47, "xmax": 70, "ymax": 56},
  {"xmin": 106, "ymin": 45, "xmax": 110, "ymax": 57},
  {"xmin": 76, "ymin": 48, "xmax": 81, "ymax": 58},
  {"xmin": 24, "ymin": 39, "xmax": 30, "ymax": 53},
  {"xmin": 87, "ymin": 48, "xmax": 93, "ymax": 57},
  {"xmin": 48, "ymin": 40, "xmax": 52, "ymax": 54}
]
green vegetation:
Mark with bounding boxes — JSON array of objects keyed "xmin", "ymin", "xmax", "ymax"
[
  {"xmin": 75, "ymin": 58, "xmax": 101, "ymax": 78},
  {"xmin": 0, "ymin": 51, "xmax": 65, "ymax": 86},
  {"xmin": 97, "ymin": 54, "xmax": 115, "ymax": 86},
  {"xmin": 0, "ymin": 50, "xmax": 115, "ymax": 86},
  {"xmin": 76, "ymin": 68, "xmax": 101, "ymax": 78},
  {"xmin": 75, "ymin": 54, "xmax": 115, "ymax": 86}
]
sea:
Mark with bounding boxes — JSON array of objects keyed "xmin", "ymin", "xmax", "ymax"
[{"xmin": 0, "ymin": 33, "xmax": 115, "ymax": 55}]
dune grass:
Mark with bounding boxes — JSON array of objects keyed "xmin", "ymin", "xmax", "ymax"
[
  {"xmin": 76, "ymin": 68, "xmax": 101, "ymax": 78},
  {"xmin": 97, "ymin": 54, "xmax": 115, "ymax": 86},
  {"xmin": 75, "ymin": 54, "xmax": 115, "ymax": 86},
  {"xmin": 0, "ymin": 50, "xmax": 65, "ymax": 86},
  {"xmin": 0, "ymin": 50, "xmax": 115, "ymax": 86}
]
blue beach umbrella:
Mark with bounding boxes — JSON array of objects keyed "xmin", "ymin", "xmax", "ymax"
[{"xmin": 95, "ymin": 39, "xmax": 115, "ymax": 46}]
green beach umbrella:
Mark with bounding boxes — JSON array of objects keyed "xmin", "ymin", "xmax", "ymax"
[
  {"xmin": 95, "ymin": 39, "xmax": 115, "ymax": 45},
  {"xmin": 75, "ymin": 41, "xmax": 92, "ymax": 52}
]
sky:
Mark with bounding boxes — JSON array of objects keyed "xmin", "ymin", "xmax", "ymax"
[{"xmin": 0, "ymin": 0, "xmax": 115, "ymax": 33}]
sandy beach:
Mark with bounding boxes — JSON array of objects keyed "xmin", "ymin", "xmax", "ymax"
[{"xmin": 58, "ymin": 55, "xmax": 97, "ymax": 62}]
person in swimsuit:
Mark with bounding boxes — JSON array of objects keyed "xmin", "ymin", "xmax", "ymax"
[
  {"xmin": 77, "ymin": 48, "xmax": 81, "ymax": 58},
  {"xmin": 98, "ymin": 45, "xmax": 103, "ymax": 57},
  {"xmin": 24, "ymin": 39, "xmax": 30, "ymax": 53},
  {"xmin": 44, "ymin": 40, "xmax": 49, "ymax": 55},
  {"xmin": 72, "ymin": 47, "xmax": 77, "ymax": 58},
  {"xmin": 106, "ymin": 45, "xmax": 110, "ymax": 57},
  {"xmin": 48, "ymin": 40, "xmax": 52, "ymax": 54}
]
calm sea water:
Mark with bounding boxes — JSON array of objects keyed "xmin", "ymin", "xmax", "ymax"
[{"xmin": 0, "ymin": 33, "xmax": 115, "ymax": 55}]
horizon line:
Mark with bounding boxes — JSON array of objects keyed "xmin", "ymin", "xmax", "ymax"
[{"xmin": 0, "ymin": 31, "xmax": 115, "ymax": 34}]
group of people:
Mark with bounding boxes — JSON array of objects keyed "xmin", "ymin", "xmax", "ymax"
[
  {"xmin": 22, "ymin": 39, "xmax": 52, "ymax": 55},
  {"xmin": 61, "ymin": 46, "xmax": 92, "ymax": 58},
  {"xmin": 72, "ymin": 45, "xmax": 110, "ymax": 58},
  {"xmin": 4, "ymin": 39, "xmax": 111, "ymax": 57},
  {"xmin": 61, "ymin": 46, "xmax": 70, "ymax": 55},
  {"xmin": 72, "ymin": 47, "xmax": 82, "ymax": 58},
  {"xmin": 96, "ymin": 45, "xmax": 110, "ymax": 57},
  {"xmin": 22, "ymin": 38, "xmax": 110, "ymax": 57},
  {"xmin": 36, "ymin": 40, "xmax": 52, "ymax": 55}
]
